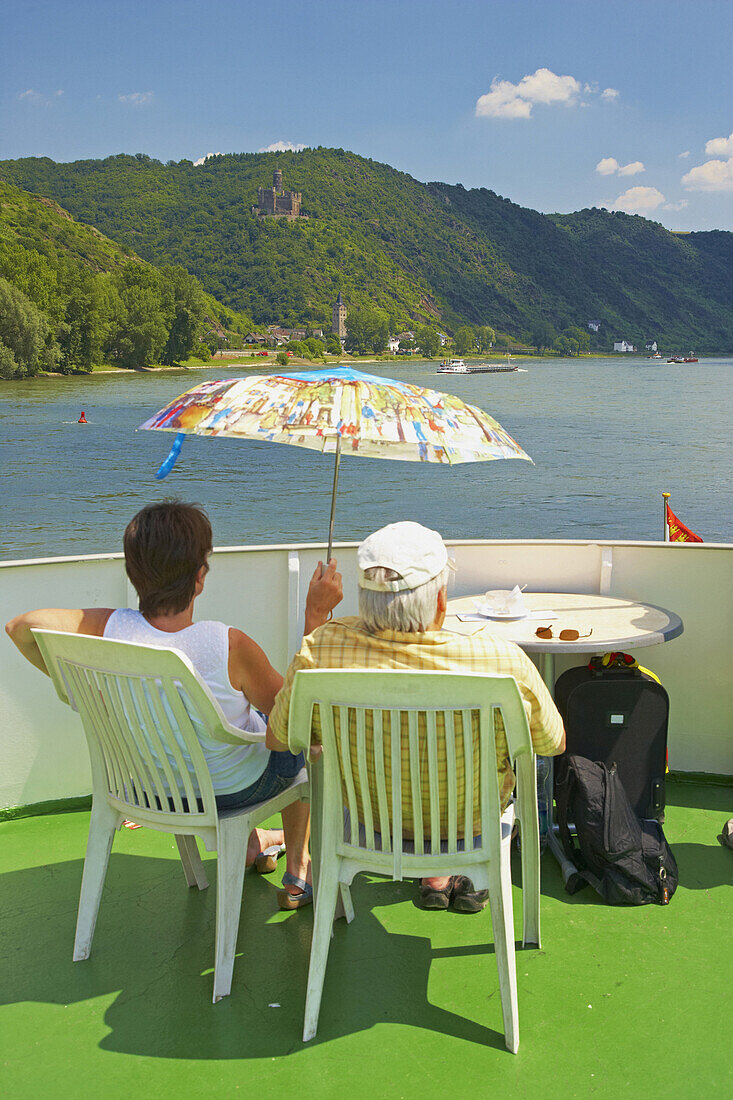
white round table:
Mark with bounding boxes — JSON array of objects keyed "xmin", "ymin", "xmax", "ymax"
[{"xmin": 446, "ymin": 591, "xmax": 683, "ymax": 687}]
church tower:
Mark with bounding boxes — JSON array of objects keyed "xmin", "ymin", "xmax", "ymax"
[{"xmin": 332, "ymin": 292, "xmax": 347, "ymax": 339}]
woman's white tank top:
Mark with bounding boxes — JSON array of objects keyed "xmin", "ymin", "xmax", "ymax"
[{"xmin": 104, "ymin": 609, "xmax": 269, "ymax": 795}]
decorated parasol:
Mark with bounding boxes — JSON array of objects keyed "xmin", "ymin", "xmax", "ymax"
[{"xmin": 141, "ymin": 367, "xmax": 532, "ymax": 559}]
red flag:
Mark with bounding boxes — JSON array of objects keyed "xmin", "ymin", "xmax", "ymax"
[{"xmin": 666, "ymin": 503, "xmax": 703, "ymax": 543}]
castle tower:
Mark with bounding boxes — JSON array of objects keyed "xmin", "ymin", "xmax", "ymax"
[
  {"xmin": 273, "ymin": 168, "xmax": 283, "ymax": 191},
  {"xmin": 332, "ymin": 292, "xmax": 347, "ymax": 339}
]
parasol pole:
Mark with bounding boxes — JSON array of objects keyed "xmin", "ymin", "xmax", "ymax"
[
  {"xmin": 662, "ymin": 491, "xmax": 670, "ymax": 542},
  {"xmin": 327, "ymin": 433, "xmax": 342, "ymax": 563}
]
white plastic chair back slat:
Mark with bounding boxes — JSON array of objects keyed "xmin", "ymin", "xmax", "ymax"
[
  {"xmin": 444, "ymin": 709, "xmax": 458, "ymax": 854},
  {"xmin": 407, "ymin": 710, "xmax": 423, "ymax": 853},
  {"xmin": 389, "ymin": 708, "xmax": 403, "ymax": 880},
  {"xmin": 461, "ymin": 707, "xmax": 475, "ymax": 847},
  {"xmin": 337, "ymin": 705, "xmax": 359, "ymax": 847},
  {"xmin": 371, "ymin": 707, "xmax": 391, "ymax": 853},
  {"xmin": 479, "ymin": 706, "xmax": 495, "ymax": 845},
  {"xmin": 354, "ymin": 708, "xmax": 375, "ymax": 850},
  {"xmin": 425, "ymin": 709, "xmax": 441, "ymax": 855},
  {"xmin": 292, "ymin": 669, "xmax": 539, "ymax": 1052}
]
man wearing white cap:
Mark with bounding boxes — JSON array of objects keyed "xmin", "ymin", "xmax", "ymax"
[{"xmin": 267, "ymin": 521, "xmax": 564, "ymax": 911}]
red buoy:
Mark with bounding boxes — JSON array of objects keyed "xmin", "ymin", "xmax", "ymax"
[{"xmin": 78, "ymin": 411, "xmax": 88, "ymax": 424}]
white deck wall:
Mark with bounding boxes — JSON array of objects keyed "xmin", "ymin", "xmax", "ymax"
[{"xmin": 1, "ymin": 540, "xmax": 730, "ymax": 810}]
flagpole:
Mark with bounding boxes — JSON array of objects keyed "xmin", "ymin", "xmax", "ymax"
[
  {"xmin": 327, "ymin": 433, "xmax": 342, "ymax": 563},
  {"xmin": 662, "ymin": 492, "xmax": 670, "ymax": 542}
]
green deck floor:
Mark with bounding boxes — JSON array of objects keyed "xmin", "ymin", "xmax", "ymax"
[{"xmin": 1, "ymin": 779, "xmax": 731, "ymax": 1099}]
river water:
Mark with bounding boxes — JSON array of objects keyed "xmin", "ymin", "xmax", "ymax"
[{"xmin": 1, "ymin": 357, "xmax": 730, "ymax": 560}]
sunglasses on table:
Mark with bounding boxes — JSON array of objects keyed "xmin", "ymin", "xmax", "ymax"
[{"xmin": 535, "ymin": 627, "xmax": 592, "ymax": 641}]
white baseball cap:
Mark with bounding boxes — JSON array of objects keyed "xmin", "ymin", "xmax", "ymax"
[{"xmin": 357, "ymin": 521, "xmax": 449, "ymax": 592}]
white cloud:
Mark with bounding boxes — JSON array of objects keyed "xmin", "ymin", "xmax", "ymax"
[
  {"xmin": 605, "ymin": 186, "xmax": 666, "ymax": 213},
  {"xmin": 664, "ymin": 200, "xmax": 688, "ymax": 212},
  {"xmin": 258, "ymin": 140, "xmax": 307, "ymax": 153},
  {"xmin": 18, "ymin": 88, "xmax": 61, "ymax": 106},
  {"xmin": 596, "ymin": 157, "xmax": 644, "ymax": 177},
  {"xmin": 193, "ymin": 152, "xmax": 222, "ymax": 166},
  {"xmin": 678, "ymin": 150, "xmax": 691, "ymax": 159},
  {"xmin": 118, "ymin": 91, "xmax": 154, "ymax": 107},
  {"xmin": 476, "ymin": 67, "xmax": 581, "ymax": 119},
  {"xmin": 705, "ymin": 131, "xmax": 733, "ymax": 157},
  {"xmin": 601, "ymin": 87, "xmax": 619, "ymax": 100},
  {"xmin": 682, "ymin": 157, "xmax": 733, "ymax": 192}
]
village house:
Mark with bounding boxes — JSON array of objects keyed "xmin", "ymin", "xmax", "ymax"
[
  {"xmin": 613, "ymin": 340, "xmax": 636, "ymax": 353},
  {"xmin": 588, "ymin": 320, "xmax": 601, "ymax": 333},
  {"xmin": 645, "ymin": 341, "xmax": 658, "ymax": 352}
]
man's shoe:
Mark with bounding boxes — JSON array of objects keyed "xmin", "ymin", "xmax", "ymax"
[
  {"xmin": 451, "ymin": 875, "xmax": 489, "ymax": 913},
  {"xmin": 418, "ymin": 878, "xmax": 454, "ymax": 910}
]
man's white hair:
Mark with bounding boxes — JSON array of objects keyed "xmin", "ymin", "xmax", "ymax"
[{"xmin": 359, "ymin": 565, "xmax": 451, "ymax": 633}]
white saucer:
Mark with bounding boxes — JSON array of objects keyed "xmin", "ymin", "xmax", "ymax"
[{"xmin": 473, "ymin": 603, "xmax": 528, "ymax": 621}]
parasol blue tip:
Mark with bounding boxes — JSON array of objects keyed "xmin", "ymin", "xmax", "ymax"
[{"xmin": 155, "ymin": 432, "xmax": 186, "ymax": 479}]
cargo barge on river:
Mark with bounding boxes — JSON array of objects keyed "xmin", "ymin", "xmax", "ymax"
[{"xmin": 437, "ymin": 355, "xmax": 518, "ymax": 375}]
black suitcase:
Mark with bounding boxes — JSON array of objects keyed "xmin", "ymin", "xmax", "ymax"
[{"xmin": 553, "ymin": 657, "xmax": 669, "ymax": 821}]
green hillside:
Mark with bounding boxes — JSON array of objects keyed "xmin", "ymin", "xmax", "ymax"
[
  {"xmin": 0, "ymin": 180, "xmax": 253, "ymax": 377},
  {"xmin": 1, "ymin": 149, "xmax": 732, "ymax": 350}
]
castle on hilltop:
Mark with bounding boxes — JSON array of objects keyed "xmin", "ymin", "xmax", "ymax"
[{"xmin": 253, "ymin": 168, "xmax": 306, "ymax": 218}]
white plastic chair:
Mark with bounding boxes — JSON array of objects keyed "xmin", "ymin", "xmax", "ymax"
[
  {"xmin": 290, "ymin": 669, "xmax": 541, "ymax": 1053},
  {"xmin": 32, "ymin": 628, "xmax": 308, "ymax": 1003}
]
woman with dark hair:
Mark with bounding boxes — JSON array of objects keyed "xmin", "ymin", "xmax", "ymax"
[{"xmin": 6, "ymin": 500, "xmax": 343, "ymax": 908}]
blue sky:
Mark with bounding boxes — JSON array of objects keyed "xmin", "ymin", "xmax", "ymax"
[{"xmin": 2, "ymin": 0, "xmax": 732, "ymax": 230}]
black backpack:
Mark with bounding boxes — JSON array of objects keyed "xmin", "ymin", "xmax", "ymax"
[{"xmin": 555, "ymin": 754, "xmax": 679, "ymax": 905}]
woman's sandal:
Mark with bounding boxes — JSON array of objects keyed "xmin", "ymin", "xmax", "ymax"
[
  {"xmin": 254, "ymin": 842, "xmax": 286, "ymax": 874},
  {"xmin": 277, "ymin": 871, "xmax": 313, "ymax": 910}
]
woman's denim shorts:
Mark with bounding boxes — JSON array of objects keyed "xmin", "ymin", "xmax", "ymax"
[{"xmin": 214, "ymin": 749, "xmax": 305, "ymax": 812}]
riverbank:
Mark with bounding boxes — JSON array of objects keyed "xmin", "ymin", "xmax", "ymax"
[
  {"xmin": 30, "ymin": 347, "xmax": 710, "ymax": 382},
  {"xmin": 34, "ymin": 350, "xmax": 594, "ymax": 380}
]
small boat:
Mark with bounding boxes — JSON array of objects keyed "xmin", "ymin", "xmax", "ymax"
[
  {"xmin": 646, "ymin": 353, "xmax": 662, "ymax": 359},
  {"xmin": 667, "ymin": 356, "xmax": 683, "ymax": 364},
  {"xmin": 684, "ymin": 354, "xmax": 698, "ymax": 363}
]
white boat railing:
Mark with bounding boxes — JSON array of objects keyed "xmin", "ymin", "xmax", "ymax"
[{"xmin": 1, "ymin": 538, "xmax": 731, "ymax": 810}]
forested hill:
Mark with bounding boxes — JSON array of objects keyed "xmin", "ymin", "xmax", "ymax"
[
  {"xmin": 2, "ymin": 149, "xmax": 732, "ymax": 349},
  {"xmin": 0, "ymin": 180, "xmax": 252, "ymax": 377}
]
